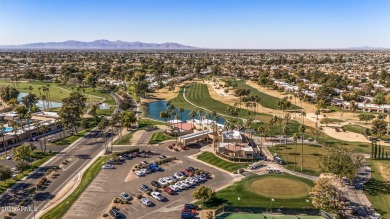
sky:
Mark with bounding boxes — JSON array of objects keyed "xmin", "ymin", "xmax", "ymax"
[{"xmin": 1, "ymin": 0, "xmax": 390, "ymax": 49}]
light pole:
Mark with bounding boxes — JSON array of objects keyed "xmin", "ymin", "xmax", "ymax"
[{"xmin": 270, "ymin": 198, "xmax": 274, "ymax": 213}]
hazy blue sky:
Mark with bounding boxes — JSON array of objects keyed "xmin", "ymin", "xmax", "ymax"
[{"xmin": 1, "ymin": 0, "xmax": 389, "ymax": 49}]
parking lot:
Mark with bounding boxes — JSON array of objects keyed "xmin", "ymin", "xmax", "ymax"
[{"xmin": 63, "ymin": 145, "xmax": 234, "ymax": 219}]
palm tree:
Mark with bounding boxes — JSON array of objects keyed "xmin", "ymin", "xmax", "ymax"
[
  {"xmin": 283, "ymin": 125, "xmax": 290, "ymax": 147},
  {"xmin": 188, "ymin": 110, "xmax": 196, "ymax": 130},
  {"xmin": 179, "ymin": 107, "xmax": 185, "ymax": 131},
  {"xmin": 38, "ymin": 125, "xmax": 48, "ymax": 153},
  {"xmin": 257, "ymin": 124, "xmax": 266, "ymax": 150},
  {"xmin": 197, "ymin": 110, "xmax": 204, "ymax": 130},
  {"xmin": 0, "ymin": 123, "xmax": 7, "ymax": 156},
  {"xmin": 315, "ymin": 109, "xmax": 320, "ymax": 146},
  {"xmin": 299, "ymin": 124, "xmax": 306, "ymax": 171},
  {"xmin": 292, "ymin": 133, "xmax": 299, "ymax": 171},
  {"xmin": 160, "ymin": 111, "xmax": 169, "ymax": 124},
  {"xmin": 301, "ymin": 111, "xmax": 306, "ymax": 125}
]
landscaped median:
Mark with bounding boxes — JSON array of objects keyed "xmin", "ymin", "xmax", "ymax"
[
  {"xmin": 41, "ymin": 155, "xmax": 110, "ymax": 219},
  {"xmin": 197, "ymin": 151, "xmax": 248, "ymax": 173}
]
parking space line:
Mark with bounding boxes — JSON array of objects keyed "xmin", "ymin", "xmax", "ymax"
[
  {"xmin": 123, "ymin": 207, "xmax": 131, "ymax": 215},
  {"xmin": 136, "ymin": 201, "xmax": 146, "ymax": 208},
  {"xmin": 130, "ymin": 205, "xmax": 139, "ymax": 211}
]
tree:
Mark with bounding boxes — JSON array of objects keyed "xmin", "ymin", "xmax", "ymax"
[
  {"xmin": 58, "ymin": 91, "xmax": 87, "ymax": 133},
  {"xmin": 315, "ymin": 109, "xmax": 320, "ymax": 145},
  {"xmin": 120, "ymin": 111, "xmax": 137, "ymax": 130},
  {"xmin": 192, "ymin": 186, "xmax": 215, "ymax": 202},
  {"xmin": 0, "ymin": 85, "xmax": 20, "ymax": 102},
  {"xmin": 188, "ymin": 110, "xmax": 196, "ymax": 130},
  {"xmin": 292, "ymin": 133, "xmax": 299, "ymax": 171},
  {"xmin": 310, "ymin": 178, "xmax": 340, "ymax": 212},
  {"xmin": 299, "ymin": 124, "xmax": 306, "ymax": 171},
  {"xmin": 38, "ymin": 124, "xmax": 48, "ymax": 152},
  {"xmin": 318, "ymin": 145, "xmax": 364, "ymax": 181},
  {"xmin": 371, "ymin": 119, "xmax": 387, "ymax": 138},
  {"xmin": 358, "ymin": 113, "xmax": 375, "ymax": 124},
  {"xmin": 0, "ymin": 165, "xmax": 12, "ymax": 181},
  {"xmin": 363, "ymin": 128, "xmax": 371, "ymax": 138},
  {"xmin": 16, "ymin": 160, "xmax": 32, "ymax": 172},
  {"xmin": 21, "ymin": 93, "xmax": 39, "ymax": 110}
]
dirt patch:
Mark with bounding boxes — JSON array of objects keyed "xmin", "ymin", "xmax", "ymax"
[
  {"xmin": 124, "ymin": 167, "xmax": 139, "ymax": 182},
  {"xmin": 377, "ymin": 162, "xmax": 390, "ymax": 181}
]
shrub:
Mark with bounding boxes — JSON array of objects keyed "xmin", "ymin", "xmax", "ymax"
[
  {"xmin": 153, "ymin": 187, "xmax": 159, "ymax": 192},
  {"xmin": 136, "ymin": 194, "xmax": 142, "ymax": 199},
  {"xmin": 168, "ymin": 145, "xmax": 173, "ymax": 150},
  {"xmin": 146, "ymin": 191, "xmax": 151, "ymax": 196},
  {"xmin": 103, "ymin": 213, "xmax": 108, "ymax": 217},
  {"xmin": 4, "ymin": 216, "xmax": 12, "ymax": 219},
  {"xmin": 8, "ymin": 212, "xmax": 16, "ymax": 216}
]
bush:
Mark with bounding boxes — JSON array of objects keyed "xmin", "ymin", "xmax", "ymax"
[
  {"xmin": 4, "ymin": 216, "xmax": 12, "ymax": 219},
  {"xmin": 136, "ymin": 194, "xmax": 142, "ymax": 199},
  {"xmin": 8, "ymin": 212, "xmax": 16, "ymax": 216},
  {"xmin": 168, "ymin": 145, "xmax": 173, "ymax": 150},
  {"xmin": 146, "ymin": 191, "xmax": 151, "ymax": 196},
  {"xmin": 153, "ymin": 187, "xmax": 159, "ymax": 192},
  {"xmin": 103, "ymin": 213, "xmax": 108, "ymax": 217}
]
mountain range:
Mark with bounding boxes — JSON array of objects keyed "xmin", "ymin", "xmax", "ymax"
[{"xmin": 0, "ymin": 40, "xmax": 198, "ymax": 50}]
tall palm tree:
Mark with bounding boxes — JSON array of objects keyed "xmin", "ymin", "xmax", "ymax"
[
  {"xmin": 0, "ymin": 123, "xmax": 7, "ymax": 156},
  {"xmin": 292, "ymin": 133, "xmax": 299, "ymax": 171},
  {"xmin": 179, "ymin": 107, "xmax": 185, "ymax": 131},
  {"xmin": 283, "ymin": 125, "xmax": 290, "ymax": 147},
  {"xmin": 188, "ymin": 110, "xmax": 196, "ymax": 130},
  {"xmin": 197, "ymin": 109, "xmax": 204, "ymax": 131},
  {"xmin": 315, "ymin": 109, "xmax": 320, "ymax": 146},
  {"xmin": 299, "ymin": 124, "xmax": 306, "ymax": 171},
  {"xmin": 257, "ymin": 124, "xmax": 266, "ymax": 150}
]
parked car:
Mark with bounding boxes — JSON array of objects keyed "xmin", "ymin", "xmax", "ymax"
[
  {"xmin": 158, "ymin": 178, "xmax": 168, "ymax": 186},
  {"xmin": 141, "ymin": 161, "xmax": 149, "ymax": 165},
  {"xmin": 151, "ymin": 181, "xmax": 160, "ymax": 188},
  {"xmin": 107, "ymin": 159, "xmax": 119, "ymax": 164},
  {"xmin": 140, "ymin": 184, "xmax": 152, "ymax": 192},
  {"xmin": 140, "ymin": 168, "xmax": 150, "ymax": 174},
  {"xmin": 109, "ymin": 209, "xmax": 125, "ymax": 219},
  {"xmin": 159, "ymin": 155, "xmax": 167, "ymax": 159},
  {"xmin": 174, "ymin": 172, "xmax": 185, "ymax": 179},
  {"xmin": 163, "ymin": 186, "xmax": 175, "ymax": 195},
  {"xmin": 140, "ymin": 197, "xmax": 152, "ymax": 206},
  {"xmin": 151, "ymin": 192, "xmax": 165, "ymax": 201},
  {"xmin": 119, "ymin": 156, "xmax": 126, "ymax": 161},
  {"xmin": 135, "ymin": 171, "xmax": 144, "ymax": 177},
  {"xmin": 121, "ymin": 192, "xmax": 131, "ymax": 201},
  {"xmin": 183, "ymin": 204, "xmax": 198, "ymax": 210},
  {"xmin": 102, "ymin": 164, "xmax": 115, "ymax": 169}
]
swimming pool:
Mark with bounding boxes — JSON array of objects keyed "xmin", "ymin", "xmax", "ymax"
[{"xmin": 2, "ymin": 127, "xmax": 13, "ymax": 132}]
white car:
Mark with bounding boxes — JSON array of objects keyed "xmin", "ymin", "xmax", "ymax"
[
  {"xmin": 180, "ymin": 182, "xmax": 190, "ymax": 189},
  {"xmin": 151, "ymin": 192, "xmax": 165, "ymax": 201},
  {"xmin": 119, "ymin": 156, "xmax": 126, "ymax": 161},
  {"xmin": 135, "ymin": 171, "xmax": 144, "ymax": 176},
  {"xmin": 140, "ymin": 168, "xmax": 150, "ymax": 174},
  {"xmin": 158, "ymin": 178, "xmax": 168, "ymax": 185},
  {"xmin": 175, "ymin": 182, "xmax": 186, "ymax": 190},
  {"xmin": 102, "ymin": 164, "xmax": 115, "ymax": 169},
  {"xmin": 140, "ymin": 197, "xmax": 152, "ymax": 206},
  {"xmin": 174, "ymin": 172, "xmax": 185, "ymax": 179},
  {"xmin": 169, "ymin": 185, "xmax": 180, "ymax": 192},
  {"xmin": 164, "ymin": 177, "xmax": 173, "ymax": 183},
  {"xmin": 121, "ymin": 192, "xmax": 131, "ymax": 200}
]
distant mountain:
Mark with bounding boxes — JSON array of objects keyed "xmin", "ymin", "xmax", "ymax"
[{"xmin": 0, "ymin": 40, "xmax": 198, "ymax": 50}]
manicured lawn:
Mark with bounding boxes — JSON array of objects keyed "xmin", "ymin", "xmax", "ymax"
[
  {"xmin": 138, "ymin": 118, "xmax": 166, "ymax": 129},
  {"xmin": 342, "ymin": 124, "xmax": 366, "ymax": 135},
  {"xmin": 113, "ymin": 132, "xmax": 133, "ymax": 145},
  {"xmin": 197, "ymin": 152, "xmax": 248, "ymax": 173},
  {"xmin": 149, "ymin": 132, "xmax": 174, "ymax": 144},
  {"xmin": 0, "ymin": 153, "xmax": 54, "ymax": 193},
  {"xmin": 364, "ymin": 159, "xmax": 390, "ymax": 218},
  {"xmin": 225, "ymin": 79, "xmax": 300, "ymax": 110},
  {"xmin": 201, "ymin": 174, "xmax": 313, "ymax": 208},
  {"xmin": 53, "ymin": 129, "xmax": 90, "ymax": 145},
  {"xmin": 41, "ymin": 156, "xmax": 110, "ymax": 219},
  {"xmin": 171, "ymin": 83, "xmax": 271, "ymax": 122},
  {"xmin": 269, "ymin": 144, "xmax": 323, "ymax": 176}
]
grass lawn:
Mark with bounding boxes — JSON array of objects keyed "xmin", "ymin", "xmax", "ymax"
[
  {"xmin": 41, "ymin": 156, "xmax": 110, "ymax": 219},
  {"xmin": 197, "ymin": 152, "xmax": 248, "ymax": 173},
  {"xmin": 342, "ymin": 124, "xmax": 366, "ymax": 135},
  {"xmin": 202, "ymin": 174, "xmax": 313, "ymax": 209},
  {"xmin": 113, "ymin": 132, "xmax": 133, "ymax": 145},
  {"xmin": 216, "ymin": 213, "xmax": 323, "ymax": 219},
  {"xmin": 138, "ymin": 118, "xmax": 166, "ymax": 129},
  {"xmin": 0, "ymin": 153, "xmax": 54, "ymax": 193},
  {"xmin": 149, "ymin": 132, "xmax": 175, "ymax": 144},
  {"xmin": 53, "ymin": 129, "xmax": 90, "ymax": 145},
  {"xmin": 171, "ymin": 83, "xmax": 271, "ymax": 122},
  {"xmin": 269, "ymin": 144, "xmax": 323, "ymax": 176},
  {"xmin": 364, "ymin": 159, "xmax": 390, "ymax": 218},
  {"xmin": 224, "ymin": 79, "xmax": 300, "ymax": 110}
]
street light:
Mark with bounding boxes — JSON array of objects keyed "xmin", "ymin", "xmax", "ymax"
[{"xmin": 270, "ymin": 198, "xmax": 274, "ymax": 213}]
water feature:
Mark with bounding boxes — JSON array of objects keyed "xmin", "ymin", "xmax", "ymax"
[
  {"xmin": 146, "ymin": 100, "xmax": 225, "ymax": 124},
  {"xmin": 2, "ymin": 127, "xmax": 13, "ymax": 132},
  {"xmin": 17, "ymin": 92, "xmax": 63, "ymax": 109}
]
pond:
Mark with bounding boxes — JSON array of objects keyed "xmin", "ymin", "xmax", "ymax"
[
  {"xmin": 17, "ymin": 92, "xmax": 63, "ymax": 109},
  {"xmin": 145, "ymin": 100, "xmax": 225, "ymax": 124}
]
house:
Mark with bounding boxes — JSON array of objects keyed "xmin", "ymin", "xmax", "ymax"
[{"xmin": 218, "ymin": 142, "xmax": 254, "ymax": 159}]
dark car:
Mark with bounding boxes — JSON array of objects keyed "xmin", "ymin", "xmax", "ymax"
[
  {"xmin": 181, "ymin": 209, "xmax": 196, "ymax": 219},
  {"xmin": 151, "ymin": 181, "xmax": 160, "ymax": 188},
  {"xmin": 187, "ymin": 167, "xmax": 195, "ymax": 172},
  {"xmin": 140, "ymin": 184, "xmax": 152, "ymax": 192},
  {"xmin": 183, "ymin": 204, "xmax": 198, "ymax": 210},
  {"xmin": 109, "ymin": 209, "xmax": 126, "ymax": 219}
]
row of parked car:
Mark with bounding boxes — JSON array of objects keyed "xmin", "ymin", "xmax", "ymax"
[{"xmin": 248, "ymin": 162, "xmax": 266, "ymax": 170}]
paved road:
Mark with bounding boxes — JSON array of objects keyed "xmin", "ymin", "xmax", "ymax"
[
  {"xmin": 63, "ymin": 144, "xmax": 233, "ymax": 219},
  {"xmin": 0, "ymin": 130, "xmax": 108, "ymax": 219}
]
